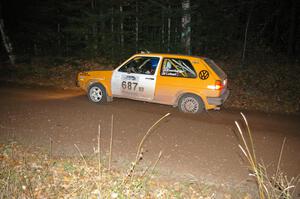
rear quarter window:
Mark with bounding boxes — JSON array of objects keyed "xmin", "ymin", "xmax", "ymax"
[
  {"xmin": 204, "ymin": 59, "xmax": 226, "ymax": 79},
  {"xmin": 160, "ymin": 58, "xmax": 197, "ymax": 78}
]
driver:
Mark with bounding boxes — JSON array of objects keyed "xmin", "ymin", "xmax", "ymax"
[{"xmin": 149, "ymin": 58, "xmax": 159, "ymax": 75}]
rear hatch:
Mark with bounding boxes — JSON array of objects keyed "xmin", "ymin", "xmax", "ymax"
[{"xmin": 204, "ymin": 58, "xmax": 228, "ymax": 94}]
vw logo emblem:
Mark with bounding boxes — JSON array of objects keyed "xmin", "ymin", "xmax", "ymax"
[{"xmin": 199, "ymin": 70, "xmax": 209, "ymax": 80}]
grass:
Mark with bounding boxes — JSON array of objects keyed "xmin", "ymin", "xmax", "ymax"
[{"xmin": 235, "ymin": 112, "xmax": 299, "ymax": 199}]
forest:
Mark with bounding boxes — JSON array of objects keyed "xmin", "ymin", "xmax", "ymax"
[{"xmin": 0, "ymin": 0, "xmax": 299, "ymax": 63}]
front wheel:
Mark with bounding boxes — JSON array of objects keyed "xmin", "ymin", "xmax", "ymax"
[
  {"xmin": 178, "ymin": 94, "xmax": 205, "ymax": 114},
  {"xmin": 87, "ymin": 83, "xmax": 107, "ymax": 103}
]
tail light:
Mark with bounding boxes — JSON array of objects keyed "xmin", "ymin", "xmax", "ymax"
[
  {"xmin": 215, "ymin": 80, "xmax": 222, "ymax": 90},
  {"xmin": 207, "ymin": 80, "xmax": 225, "ymax": 90}
]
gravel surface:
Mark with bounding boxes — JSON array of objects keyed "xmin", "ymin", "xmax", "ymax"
[{"xmin": 0, "ymin": 85, "xmax": 299, "ymax": 194}]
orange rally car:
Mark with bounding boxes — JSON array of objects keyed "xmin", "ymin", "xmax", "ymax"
[{"xmin": 77, "ymin": 53, "xmax": 229, "ymax": 113}]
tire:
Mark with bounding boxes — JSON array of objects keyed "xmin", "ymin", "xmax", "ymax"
[
  {"xmin": 178, "ymin": 94, "xmax": 205, "ymax": 114},
  {"xmin": 87, "ymin": 83, "xmax": 107, "ymax": 103}
]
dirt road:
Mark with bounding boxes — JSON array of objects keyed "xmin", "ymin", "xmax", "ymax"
[{"xmin": 0, "ymin": 85, "xmax": 299, "ymax": 191}]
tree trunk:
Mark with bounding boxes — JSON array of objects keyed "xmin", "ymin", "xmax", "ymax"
[
  {"xmin": 241, "ymin": 7, "xmax": 253, "ymax": 67},
  {"xmin": 272, "ymin": 1, "xmax": 280, "ymax": 48},
  {"xmin": 100, "ymin": 2, "xmax": 105, "ymax": 46},
  {"xmin": 91, "ymin": 0, "xmax": 98, "ymax": 52},
  {"xmin": 0, "ymin": 19, "xmax": 15, "ymax": 65},
  {"xmin": 120, "ymin": 5, "xmax": 124, "ymax": 50},
  {"xmin": 57, "ymin": 23, "xmax": 61, "ymax": 47},
  {"xmin": 0, "ymin": 2, "xmax": 15, "ymax": 65},
  {"xmin": 287, "ymin": 0, "xmax": 296, "ymax": 57},
  {"xmin": 135, "ymin": 1, "xmax": 139, "ymax": 51},
  {"xmin": 161, "ymin": 10, "xmax": 165, "ymax": 46},
  {"xmin": 111, "ymin": 7, "xmax": 114, "ymax": 57},
  {"xmin": 181, "ymin": 0, "xmax": 191, "ymax": 55},
  {"xmin": 167, "ymin": 4, "xmax": 171, "ymax": 52}
]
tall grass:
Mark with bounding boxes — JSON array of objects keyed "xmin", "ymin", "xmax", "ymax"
[
  {"xmin": 235, "ymin": 112, "xmax": 299, "ymax": 199},
  {"xmin": 125, "ymin": 113, "xmax": 170, "ymax": 182}
]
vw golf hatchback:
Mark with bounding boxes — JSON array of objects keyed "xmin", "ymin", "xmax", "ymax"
[{"xmin": 77, "ymin": 53, "xmax": 229, "ymax": 113}]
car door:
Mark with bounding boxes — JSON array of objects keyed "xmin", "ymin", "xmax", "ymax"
[{"xmin": 111, "ymin": 55, "xmax": 161, "ymax": 101}]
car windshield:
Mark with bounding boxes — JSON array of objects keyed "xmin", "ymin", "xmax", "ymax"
[{"xmin": 204, "ymin": 58, "xmax": 226, "ymax": 79}]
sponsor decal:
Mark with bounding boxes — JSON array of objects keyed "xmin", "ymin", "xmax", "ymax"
[{"xmin": 121, "ymin": 75, "xmax": 139, "ymax": 81}]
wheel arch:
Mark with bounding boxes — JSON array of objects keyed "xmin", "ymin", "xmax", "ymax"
[
  {"xmin": 86, "ymin": 80, "xmax": 111, "ymax": 96},
  {"xmin": 173, "ymin": 91, "xmax": 206, "ymax": 110},
  {"xmin": 87, "ymin": 81, "xmax": 113, "ymax": 102}
]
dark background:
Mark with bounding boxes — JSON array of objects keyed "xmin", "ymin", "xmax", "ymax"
[{"xmin": 0, "ymin": 0, "xmax": 299, "ymax": 63}]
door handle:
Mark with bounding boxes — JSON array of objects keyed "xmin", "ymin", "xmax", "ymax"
[{"xmin": 145, "ymin": 77, "xmax": 154, "ymax": 80}]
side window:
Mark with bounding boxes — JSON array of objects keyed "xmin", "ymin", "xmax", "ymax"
[
  {"xmin": 118, "ymin": 56, "xmax": 159, "ymax": 75},
  {"xmin": 160, "ymin": 58, "xmax": 196, "ymax": 78}
]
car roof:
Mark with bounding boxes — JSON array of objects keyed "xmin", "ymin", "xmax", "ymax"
[{"xmin": 134, "ymin": 53, "xmax": 207, "ymax": 60}]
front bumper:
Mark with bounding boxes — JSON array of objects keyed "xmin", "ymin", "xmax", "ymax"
[{"xmin": 207, "ymin": 89, "xmax": 230, "ymax": 106}]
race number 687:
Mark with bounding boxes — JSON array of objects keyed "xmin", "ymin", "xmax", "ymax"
[{"xmin": 121, "ymin": 81, "xmax": 138, "ymax": 91}]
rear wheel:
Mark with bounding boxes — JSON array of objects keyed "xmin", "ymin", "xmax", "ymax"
[
  {"xmin": 178, "ymin": 94, "xmax": 204, "ymax": 114},
  {"xmin": 88, "ymin": 83, "xmax": 107, "ymax": 103}
]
